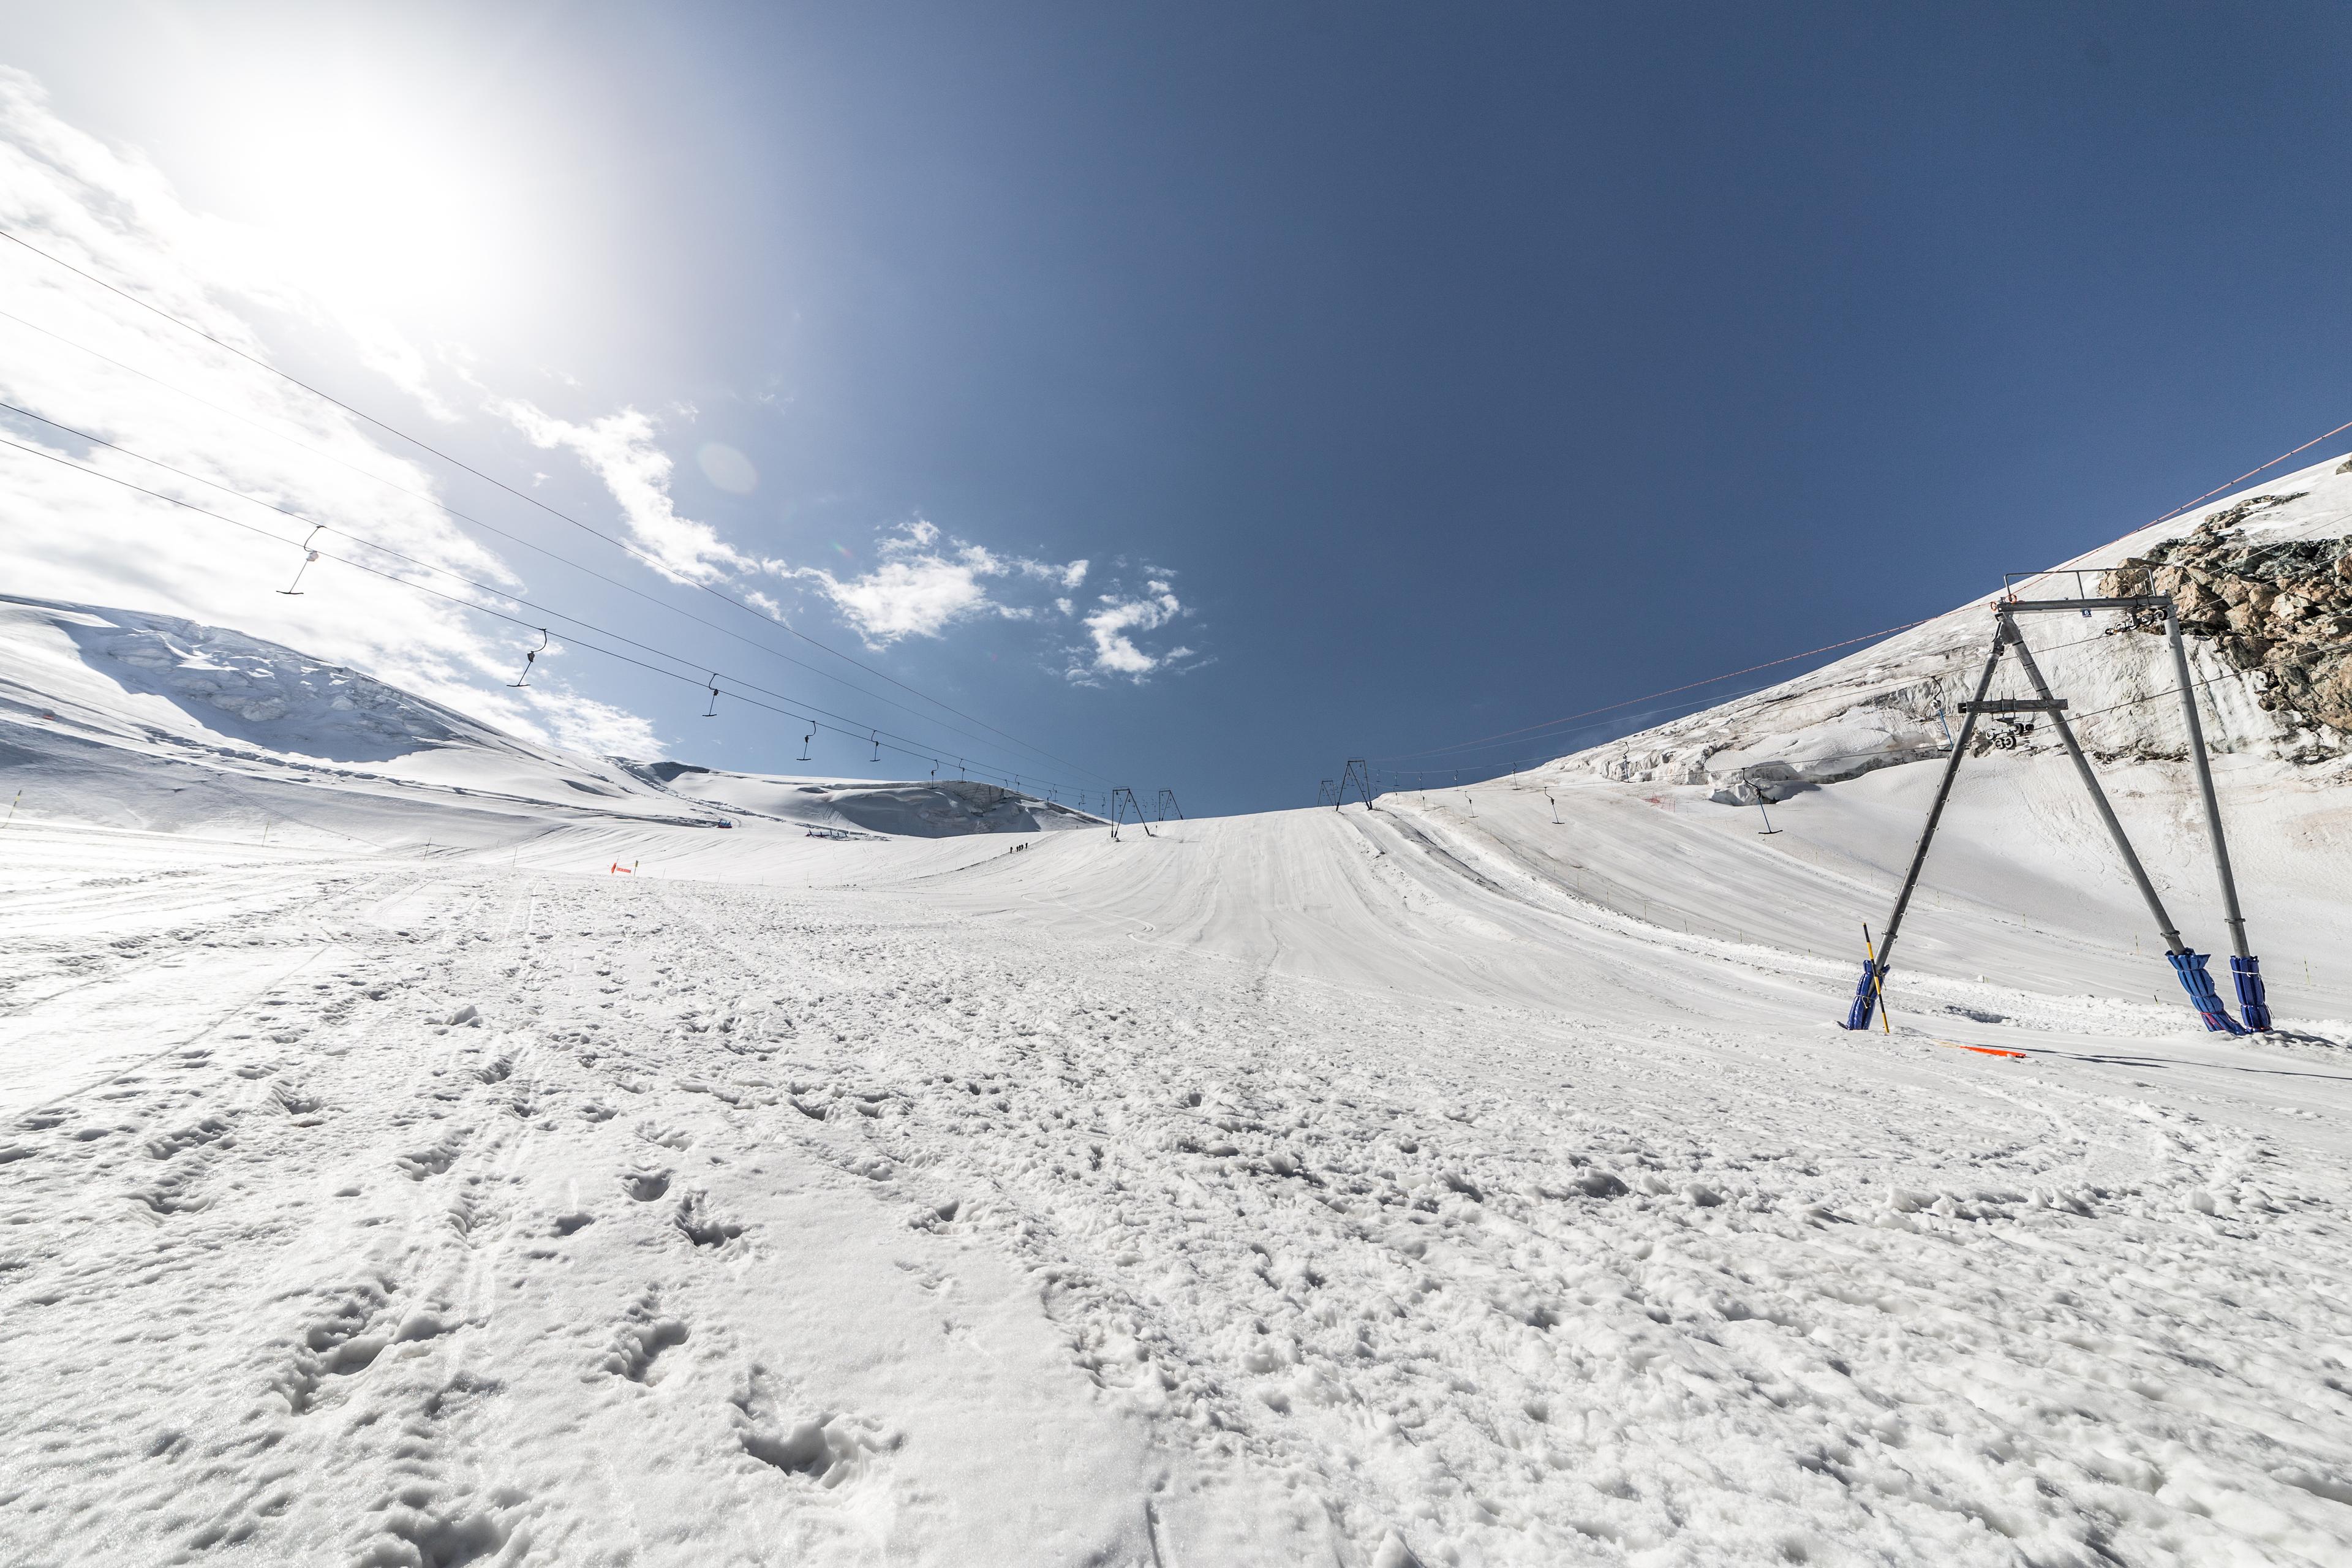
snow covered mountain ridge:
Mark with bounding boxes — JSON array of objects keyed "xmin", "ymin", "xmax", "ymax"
[
  {"xmin": 0, "ymin": 594, "xmax": 1092, "ymax": 842},
  {"xmin": 1549, "ymin": 452, "xmax": 2352, "ymax": 802}
]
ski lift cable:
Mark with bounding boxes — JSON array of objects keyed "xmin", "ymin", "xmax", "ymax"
[
  {"xmin": 1985, "ymin": 417, "xmax": 2352, "ymax": 604},
  {"xmin": 1367, "ymin": 618, "xmax": 1943, "ymax": 766},
  {"xmin": 1430, "ymin": 606, "xmax": 2231, "ymax": 781},
  {"xmin": 0, "ymin": 435, "xmax": 1088, "ymax": 794},
  {"xmin": 0, "ymin": 230, "xmax": 1117, "ymax": 788},
  {"xmin": 1369, "ymin": 416, "xmax": 2352, "ymax": 774},
  {"xmin": 0, "ymin": 342, "xmax": 1090, "ymax": 787},
  {"xmin": 2141, "ymin": 415, "xmax": 2352, "ymax": 532},
  {"xmin": 1367, "ymin": 582, "xmax": 2280, "ymax": 775},
  {"xmin": 0, "ymin": 410, "xmax": 1095, "ymax": 791}
]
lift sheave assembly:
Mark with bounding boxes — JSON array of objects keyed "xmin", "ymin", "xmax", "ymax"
[{"xmin": 1844, "ymin": 579, "xmax": 2272, "ymax": 1036}]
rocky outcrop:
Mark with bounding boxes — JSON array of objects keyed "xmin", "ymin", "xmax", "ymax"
[{"xmin": 2102, "ymin": 494, "xmax": 2352, "ymax": 737}]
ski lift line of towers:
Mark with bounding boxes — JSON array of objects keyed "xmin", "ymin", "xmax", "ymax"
[{"xmin": 1102, "ymin": 787, "xmax": 1185, "ymax": 842}]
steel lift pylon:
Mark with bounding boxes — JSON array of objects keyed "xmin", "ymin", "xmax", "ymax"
[{"xmin": 1844, "ymin": 587, "xmax": 2269, "ymax": 1035}]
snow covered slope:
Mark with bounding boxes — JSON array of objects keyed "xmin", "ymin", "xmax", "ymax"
[{"xmin": 4, "ymin": 477, "xmax": 2352, "ymax": 1567}]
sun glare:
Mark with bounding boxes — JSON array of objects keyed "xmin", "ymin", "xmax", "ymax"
[{"xmin": 209, "ymin": 82, "xmax": 516, "ymax": 315}]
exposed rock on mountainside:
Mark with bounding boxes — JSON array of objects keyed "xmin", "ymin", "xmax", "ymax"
[
  {"xmin": 623, "ymin": 760, "xmax": 1095, "ymax": 837},
  {"xmin": 2101, "ymin": 494, "xmax": 2352, "ymax": 739}
]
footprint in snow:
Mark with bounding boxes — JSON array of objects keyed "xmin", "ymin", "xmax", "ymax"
[
  {"xmin": 674, "ymin": 1191, "xmax": 744, "ymax": 1247},
  {"xmin": 731, "ymin": 1366, "xmax": 900, "ymax": 1485},
  {"xmin": 600, "ymin": 1294, "xmax": 688, "ymax": 1384}
]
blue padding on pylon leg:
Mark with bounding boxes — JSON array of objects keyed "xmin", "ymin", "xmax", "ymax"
[
  {"xmin": 2166, "ymin": 951, "xmax": 2247, "ymax": 1036},
  {"xmin": 2230, "ymin": 956, "xmax": 2272, "ymax": 1032},
  {"xmin": 1842, "ymin": 962, "xmax": 1879, "ymax": 1031}
]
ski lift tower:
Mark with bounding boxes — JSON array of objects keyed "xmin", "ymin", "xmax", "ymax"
[{"xmin": 1843, "ymin": 571, "xmax": 2269, "ymax": 1035}]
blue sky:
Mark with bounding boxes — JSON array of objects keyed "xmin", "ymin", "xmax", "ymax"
[{"xmin": 4, "ymin": 2, "xmax": 2350, "ymax": 813}]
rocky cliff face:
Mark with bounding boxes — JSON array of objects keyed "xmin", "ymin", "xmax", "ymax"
[{"xmin": 2102, "ymin": 489, "xmax": 2352, "ymax": 739}]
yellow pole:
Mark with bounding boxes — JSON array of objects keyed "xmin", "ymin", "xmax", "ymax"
[{"xmin": 1862, "ymin": 922, "xmax": 1891, "ymax": 1034}]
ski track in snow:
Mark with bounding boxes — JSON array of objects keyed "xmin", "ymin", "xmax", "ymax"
[{"xmin": 4, "ymin": 822, "xmax": 2352, "ymax": 1567}]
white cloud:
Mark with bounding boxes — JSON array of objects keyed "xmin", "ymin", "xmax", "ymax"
[
  {"xmin": 341, "ymin": 312, "xmax": 462, "ymax": 422},
  {"xmin": 789, "ymin": 526, "xmax": 997, "ymax": 643},
  {"xmin": 783, "ymin": 520, "xmax": 1095, "ymax": 647},
  {"xmin": 1011, "ymin": 556, "xmax": 1087, "ymax": 589},
  {"xmin": 1077, "ymin": 579, "xmax": 1186, "ymax": 680},
  {"xmin": 494, "ymin": 399, "xmax": 750, "ymax": 584},
  {"xmin": 524, "ymin": 682, "xmax": 665, "ymax": 757}
]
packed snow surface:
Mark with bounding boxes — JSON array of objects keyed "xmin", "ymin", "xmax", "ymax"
[{"xmin": 6, "ymin": 471, "xmax": 2352, "ymax": 1566}]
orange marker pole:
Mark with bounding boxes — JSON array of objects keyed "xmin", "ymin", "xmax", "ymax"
[{"xmin": 1932, "ymin": 1039, "xmax": 2028, "ymax": 1060}]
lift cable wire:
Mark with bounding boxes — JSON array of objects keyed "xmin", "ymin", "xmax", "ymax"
[
  {"xmin": 6, "ymin": 430, "xmax": 1073, "ymax": 791},
  {"xmin": 1989, "ymin": 416, "xmax": 2352, "ymax": 605},
  {"xmin": 0, "ymin": 309, "xmax": 1101, "ymax": 780},
  {"xmin": 1369, "ymin": 619, "xmax": 1939, "ymax": 766},
  {"xmin": 2142, "ymin": 416, "xmax": 2352, "ymax": 530},
  {"xmin": 1374, "ymin": 411, "xmax": 2352, "ymax": 774},
  {"xmin": 1368, "ymin": 594, "xmax": 2280, "ymax": 786},
  {"xmin": 0, "ymin": 399, "xmax": 1090, "ymax": 790},
  {"xmin": 0, "ymin": 225, "xmax": 1114, "ymax": 788},
  {"xmin": 0, "ymin": 432, "xmax": 1093, "ymax": 793}
]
